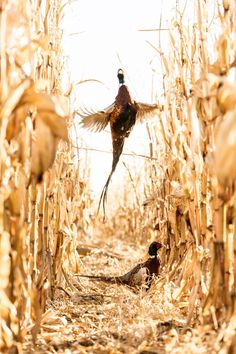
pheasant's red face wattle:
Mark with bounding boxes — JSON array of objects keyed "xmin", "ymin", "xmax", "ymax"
[{"xmin": 156, "ymin": 242, "xmax": 163, "ymax": 250}]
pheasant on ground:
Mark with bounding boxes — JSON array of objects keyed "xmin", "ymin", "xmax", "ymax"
[
  {"xmin": 76, "ymin": 241, "xmax": 163, "ymax": 289},
  {"xmin": 80, "ymin": 69, "xmax": 160, "ymax": 218}
]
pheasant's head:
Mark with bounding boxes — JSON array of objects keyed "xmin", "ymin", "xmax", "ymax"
[
  {"xmin": 148, "ymin": 241, "xmax": 163, "ymax": 256},
  {"xmin": 117, "ymin": 69, "xmax": 125, "ymax": 84}
]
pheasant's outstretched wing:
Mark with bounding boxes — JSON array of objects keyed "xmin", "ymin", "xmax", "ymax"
[
  {"xmin": 135, "ymin": 102, "xmax": 161, "ymax": 122},
  {"xmin": 79, "ymin": 103, "xmax": 115, "ymax": 132}
]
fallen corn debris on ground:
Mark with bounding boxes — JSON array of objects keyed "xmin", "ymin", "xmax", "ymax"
[{"xmin": 22, "ymin": 239, "xmax": 230, "ymax": 354}]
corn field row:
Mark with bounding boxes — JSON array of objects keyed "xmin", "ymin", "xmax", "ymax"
[{"xmin": 1, "ymin": 0, "xmax": 236, "ymax": 352}]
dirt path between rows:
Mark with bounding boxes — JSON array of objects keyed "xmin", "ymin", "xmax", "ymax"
[{"xmin": 23, "ymin": 239, "xmax": 223, "ymax": 354}]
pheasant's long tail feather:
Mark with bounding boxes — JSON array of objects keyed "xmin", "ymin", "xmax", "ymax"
[
  {"xmin": 76, "ymin": 274, "xmax": 121, "ymax": 284},
  {"xmin": 98, "ymin": 172, "xmax": 113, "ymax": 220},
  {"xmin": 98, "ymin": 136, "xmax": 125, "ymax": 220}
]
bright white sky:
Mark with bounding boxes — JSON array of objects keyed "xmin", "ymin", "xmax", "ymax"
[{"xmin": 61, "ymin": 0, "xmax": 218, "ymax": 211}]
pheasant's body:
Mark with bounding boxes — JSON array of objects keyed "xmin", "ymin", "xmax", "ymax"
[
  {"xmin": 80, "ymin": 69, "xmax": 159, "ymax": 218},
  {"xmin": 109, "ymin": 85, "xmax": 137, "ymax": 174},
  {"xmin": 79, "ymin": 256, "xmax": 160, "ymax": 288},
  {"xmin": 77, "ymin": 241, "xmax": 162, "ymax": 289}
]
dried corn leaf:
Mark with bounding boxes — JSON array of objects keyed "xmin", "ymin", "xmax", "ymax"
[
  {"xmin": 194, "ymin": 74, "xmax": 221, "ymax": 121},
  {"xmin": 223, "ymin": 0, "xmax": 230, "ymax": 11},
  {"xmin": 216, "ymin": 35, "xmax": 230, "ymax": 70},
  {"xmin": 6, "ymin": 170, "xmax": 27, "ymax": 215},
  {"xmin": 215, "ymin": 109, "xmax": 236, "ymax": 183},
  {"xmin": 170, "ymin": 181, "xmax": 187, "ymax": 198},
  {"xmin": 217, "ymin": 81, "xmax": 236, "ymax": 114},
  {"xmin": 194, "ymin": 74, "xmax": 219, "ymax": 99},
  {"xmin": 1, "ymin": 79, "xmax": 31, "ymax": 121},
  {"xmin": 0, "ymin": 232, "xmax": 11, "ymax": 289},
  {"xmin": 0, "ymin": 289, "xmax": 17, "ymax": 320}
]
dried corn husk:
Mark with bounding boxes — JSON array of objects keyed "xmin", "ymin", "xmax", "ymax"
[{"xmin": 6, "ymin": 84, "xmax": 69, "ymax": 180}]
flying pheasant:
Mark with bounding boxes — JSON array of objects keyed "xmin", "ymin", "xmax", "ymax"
[
  {"xmin": 76, "ymin": 241, "xmax": 163, "ymax": 289},
  {"xmin": 80, "ymin": 69, "xmax": 160, "ymax": 218}
]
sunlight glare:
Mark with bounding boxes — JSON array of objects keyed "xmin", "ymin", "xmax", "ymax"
[{"xmin": 61, "ymin": 0, "xmax": 217, "ymax": 212}]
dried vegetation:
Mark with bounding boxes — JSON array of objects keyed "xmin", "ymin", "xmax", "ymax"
[
  {"xmin": 0, "ymin": 0, "xmax": 91, "ymax": 351},
  {"xmin": 1, "ymin": 0, "xmax": 236, "ymax": 353}
]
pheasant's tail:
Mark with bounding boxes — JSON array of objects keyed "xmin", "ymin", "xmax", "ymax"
[
  {"xmin": 97, "ymin": 172, "xmax": 113, "ymax": 221},
  {"xmin": 76, "ymin": 274, "xmax": 121, "ymax": 284},
  {"xmin": 97, "ymin": 136, "xmax": 125, "ymax": 221}
]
